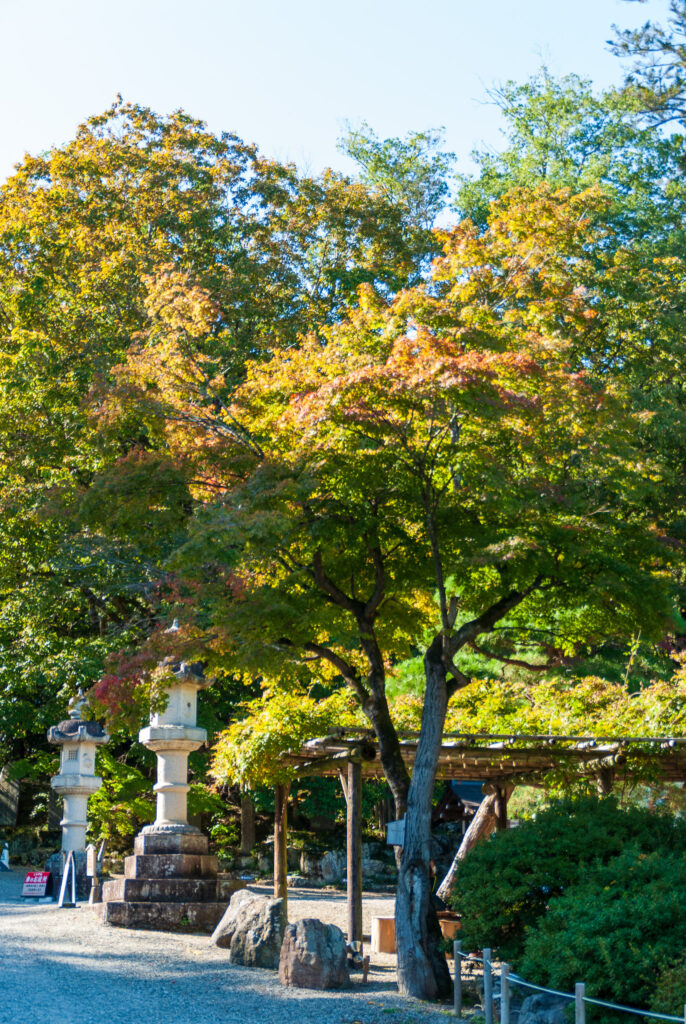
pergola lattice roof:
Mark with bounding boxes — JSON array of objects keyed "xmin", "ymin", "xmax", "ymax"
[{"xmin": 284, "ymin": 728, "xmax": 686, "ymax": 785}]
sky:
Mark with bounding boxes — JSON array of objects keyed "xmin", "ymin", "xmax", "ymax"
[{"xmin": 0, "ymin": 0, "xmax": 675, "ymax": 185}]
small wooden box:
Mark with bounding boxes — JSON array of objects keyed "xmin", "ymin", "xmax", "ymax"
[{"xmin": 371, "ymin": 915, "xmax": 396, "ymax": 953}]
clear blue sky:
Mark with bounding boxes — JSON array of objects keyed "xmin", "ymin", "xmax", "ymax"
[{"xmin": 0, "ymin": 0, "xmax": 674, "ymax": 184}]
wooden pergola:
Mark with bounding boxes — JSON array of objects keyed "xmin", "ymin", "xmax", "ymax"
[{"xmin": 271, "ymin": 728, "xmax": 686, "ymax": 951}]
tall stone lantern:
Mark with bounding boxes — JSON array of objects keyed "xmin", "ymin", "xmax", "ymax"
[
  {"xmin": 98, "ymin": 659, "xmax": 232, "ymax": 931},
  {"xmin": 47, "ymin": 691, "xmax": 109, "ymax": 897},
  {"xmin": 139, "ymin": 659, "xmax": 212, "ymax": 835}
]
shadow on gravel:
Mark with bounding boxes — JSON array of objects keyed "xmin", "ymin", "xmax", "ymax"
[{"xmin": 0, "ymin": 937, "xmax": 440, "ymax": 1024}]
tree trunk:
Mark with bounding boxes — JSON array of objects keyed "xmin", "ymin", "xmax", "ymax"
[
  {"xmin": 240, "ymin": 792, "xmax": 256, "ymax": 855},
  {"xmin": 435, "ymin": 787, "xmax": 512, "ymax": 903},
  {"xmin": 395, "ymin": 649, "xmax": 452, "ymax": 1001},
  {"xmin": 363, "ymin": 691, "xmax": 411, "ymax": 817}
]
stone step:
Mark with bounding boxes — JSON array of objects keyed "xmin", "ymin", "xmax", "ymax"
[
  {"xmin": 95, "ymin": 900, "xmax": 226, "ymax": 933},
  {"xmin": 124, "ymin": 853, "xmax": 218, "ymax": 880},
  {"xmin": 102, "ymin": 877, "xmax": 219, "ymax": 903},
  {"xmin": 134, "ymin": 831, "xmax": 208, "ymax": 856}
]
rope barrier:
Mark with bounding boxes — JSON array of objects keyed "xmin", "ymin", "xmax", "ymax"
[
  {"xmin": 452, "ymin": 955, "xmax": 684, "ymax": 1022},
  {"xmin": 509, "ymin": 973, "xmax": 574, "ymax": 1001},
  {"xmin": 583, "ymin": 995, "xmax": 683, "ymax": 1022}
]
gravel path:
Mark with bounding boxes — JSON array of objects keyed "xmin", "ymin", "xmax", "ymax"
[{"xmin": 0, "ymin": 868, "xmax": 453, "ymax": 1024}]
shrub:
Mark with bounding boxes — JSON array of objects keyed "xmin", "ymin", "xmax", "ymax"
[
  {"xmin": 449, "ymin": 795, "xmax": 686, "ymax": 962},
  {"xmin": 519, "ymin": 848, "xmax": 686, "ymax": 1015},
  {"xmin": 652, "ymin": 958, "xmax": 686, "ymax": 1017}
]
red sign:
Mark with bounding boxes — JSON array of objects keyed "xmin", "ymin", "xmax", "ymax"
[{"xmin": 22, "ymin": 871, "xmax": 51, "ymax": 897}]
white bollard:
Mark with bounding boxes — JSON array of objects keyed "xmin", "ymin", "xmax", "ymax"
[
  {"xmin": 501, "ymin": 963, "xmax": 510, "ymax": 1024},
  {"xmin": 454, "ymin": 940, "xmax": 462, "ymax": 1018},
  {"xmin": 484, "ymin": 948, "xmax": 493, "ymax": 1024},
  {"xmin": 575, "ymin": 983, "xmax": 586, "ymax": 1024}
]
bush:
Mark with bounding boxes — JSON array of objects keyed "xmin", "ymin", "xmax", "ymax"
[
  {"xmin": 519, "ymin": 848, "xmax": 686, "ymax": 1015},
  {"xmin": 449, "ymin": 795, "xmax": 686, "ymax": 962},
  {"xmin": 652, "ymin": 958, "xmax": 686, "ymax": 1017}
]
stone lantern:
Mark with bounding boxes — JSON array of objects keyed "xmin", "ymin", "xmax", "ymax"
[
  {"xmin": 97, "ymin": 659, "xmax": 235, "ymax": 931},
  {"xmin": 46, "ymin": 690, "xmax": 109, "ymax": 897},
  {"xmin": 139, "ymin": 659, "xmax": 211, "ymax": 834}
]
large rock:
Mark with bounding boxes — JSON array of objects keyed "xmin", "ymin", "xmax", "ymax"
[
  {"xmin": 279, "ymin": 918, "xmax": 350, "ymax": 989},
  {"xmin": 518, "ymin": 992, "xmax": 570, "ymax": 1024},
  {"xmin": 299, "ymin": 849, "xmax": 345, "ymax": 884},
  {"xmin": 211, "ymin": 889, "xmax": 286, "ymax": 969}
]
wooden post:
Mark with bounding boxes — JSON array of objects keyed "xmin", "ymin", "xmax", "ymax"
[
  {"xmin": 483, "ymin": 947, "xmax": 493, "ymax": 1024},
  {"xmin": 274, "ymin": 782, "xmax": 290, "ymax": 908},
  {"xmin": 596, "ymin": 768, "xmax": 614, "ymax": 796},
  {"xmin": 240, "ymin": 791, "xmax": 256, "ymax": 855},
  {"xmin": 501, "ymin": 963, "xmax": 510, "ymax": 1024},
  {"xmin": 454, "ymin": 939, "xmax": 462, "ymax": 1017},
  {"xmin": 495, "ymin": 786, "xmax": 508, "ymax": 831},
  {"xmin": 575, "ymin": 983, "xmax": 586, "ymax": 1024},
  {"xmin": 346, "ymin": 759, "xmax": 363, "ymax": 950}
]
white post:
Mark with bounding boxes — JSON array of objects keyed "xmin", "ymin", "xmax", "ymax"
[
  {"xmin": 501, "ymin": 963, "xmax": 510, "ymax": 1024},
  {"xmin": 454, "ymin": 940, "xmax": 462, "ymax": 1017},
  {"xmin": 484, "ymin": 947, "xmax": 493, "ymax": 1024},
  {"xmin": 575, "ymin": 983, "xmax": 586, "ymax": 1024}
]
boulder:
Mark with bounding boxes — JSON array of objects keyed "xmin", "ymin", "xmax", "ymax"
[
  {"xmin": 518, "ymin": 992, "xmax": 570, "ymax": 1024},
  {"xmin": 211, "ymin": 889, "xmax": 286, "ymax": 969},
  {"xmin": 279, "ymin": 918, "xmax": 351, "ymax": 989}
]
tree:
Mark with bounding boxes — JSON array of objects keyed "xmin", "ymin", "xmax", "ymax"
[
  {"xmin": 612, "ymin": 0, "xmax": 686, "ymax": 128},
  {"xmin": 99, "ymin": 185, "xmax": 677, "ymax": 999},
  {"xmin": 0, "ymin": 100, "xmax": 435, "ymax": 767}
]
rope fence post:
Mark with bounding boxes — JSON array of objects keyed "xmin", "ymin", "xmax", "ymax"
[
  {"xmin": 454, "ymin": 940, "xmax": 462, "ymax": 1018},
  {"xmin": 575, "ymin": 983, "xmax": 586, "ymax": 1024},
  {"xmin": 484, "ymin": 948, "xmax": 494, "ymax": 1024},
  {"xmin": 501, "ymin": 963, "xmax": 510, "ymax": 1024}
]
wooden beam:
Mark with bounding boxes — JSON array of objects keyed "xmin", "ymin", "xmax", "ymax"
[
  {"xmin": 346, "ymin": 760, "xmax": 363, "ymax": 950},
  {"xmin": 274, "ymin": 782, "xmax": 290, "ymax": 908}
]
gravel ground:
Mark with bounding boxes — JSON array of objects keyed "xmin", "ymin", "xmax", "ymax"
[{"xmin": 0, "ymin": 867, "xmax": 455, "ymax": 1024}]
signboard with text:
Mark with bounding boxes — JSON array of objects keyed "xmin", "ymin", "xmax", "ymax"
[{"xmin": 22, "ymin": 870, "xmax": 51, "ymax": 897}]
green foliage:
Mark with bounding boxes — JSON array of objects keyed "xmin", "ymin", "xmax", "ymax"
[
  {"xmin": 520, "ymin": 848, "xmax": 686, "ymax": 1017},
  {"xmin": 340, "ymin": 121, "xmax": 455, "ymax": 231},
  {"xmin": 652, "ymin": 957, "xmax": 686, "ymax": 1016},
  {"xmin": 86, "ymin": 748, "xmax": 155, "ymax": 851},
  {"xmin": 450, "ymin": 796, "xmax": 686, "ymax": 963},
  {"xmin": 211, "ymin": 689, "xmax": 363, "ymax": 786}
]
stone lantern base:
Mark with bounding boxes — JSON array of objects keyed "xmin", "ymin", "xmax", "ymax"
[{"xmin": 96, "ymin": 829, "xmax": 244, "ymax": 932}]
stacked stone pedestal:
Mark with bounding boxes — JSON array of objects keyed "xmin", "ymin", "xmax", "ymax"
[{"xmin": 97, "ymin": 830, "xmax": 238, "ymax": 933}]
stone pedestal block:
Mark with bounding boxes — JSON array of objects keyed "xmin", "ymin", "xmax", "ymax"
[{"xmin": 96, "ymin": 829, "xmax": 241, "ymax": 933}]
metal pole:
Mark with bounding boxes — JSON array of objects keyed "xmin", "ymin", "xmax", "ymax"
[
  {"xmin": 575, "ymin": 983, "xmax": 586, "ymax": 1024},
  {"xmin": 484, "ymin": 947, "xmax": 493, "ymax": 1024},
  {"xmin": 454, "ymin": 940, "xmax": 462, "ymax": 1018},
  {"xmin": 501, "ymin": 963, "xmax": 510, "ymax": 1024}
]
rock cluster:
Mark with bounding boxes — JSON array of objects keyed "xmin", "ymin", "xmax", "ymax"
[{"xmin": 212, "ymin": 892, "xmax": 351, "ymax": 989}]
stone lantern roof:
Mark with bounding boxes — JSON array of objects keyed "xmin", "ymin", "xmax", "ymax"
[{"xmin": 47, "ymin": 689, "xmax": 108, "ymax": 745}]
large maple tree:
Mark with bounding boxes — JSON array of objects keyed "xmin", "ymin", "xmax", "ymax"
[{"xmin": 98, "ymin": 185, "xmax": 677, "ymax": 997}]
